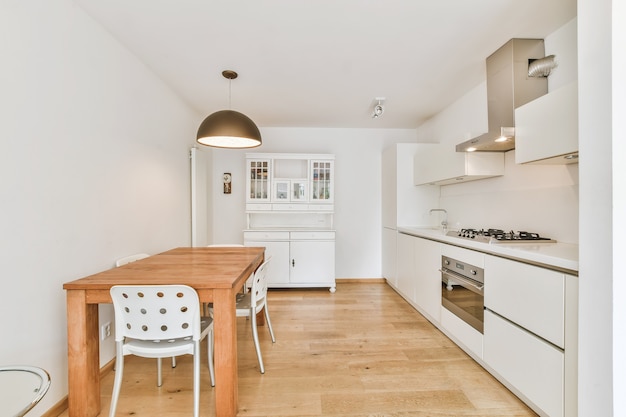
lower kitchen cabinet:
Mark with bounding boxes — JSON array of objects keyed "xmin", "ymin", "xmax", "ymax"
[
  {"xmin": 396, "ymin": 232, "xmax": 416, "ymax": 302},
  {"xmin": 395, "ymin": 233, "xmax": 441, "ymax": 323},
  {"xmin": 441, "ymin": 306, "xmax": 483, "ymax": 359},
  {"xmin": 485, "ymin": 255, "xmax": 565, "ymax": 348},
  {"xmin": 381, "ymin": 227, "xmax": 397, "ymax": 286},
  {"xmin": 413, "ymin": 236, "xmax": 441, "ymax": 322},
  {"xmin": 388, "ymin": 232, "xmax": 578, "ymax": 417},
  {"xmin": 244, "ymin": 230, "xmax": 336, "ymax": 292},
  {"xmin": 483, "ymin": 254, "xmax": 578, "ymax": 417},
  {"xmin": 484, "ymin": 310, "xmax": 564, "ymax": 417}
]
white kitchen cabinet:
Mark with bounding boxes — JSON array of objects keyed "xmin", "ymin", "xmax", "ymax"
[
  {"xmin": 243, "ymin": 230, "xmax": 336, "ymax": 292},
  {"xmin": 290, "ymin": 238, "xmax": 335, "ymax": 285},
  {"xmin": 484, "ymin": 310, "xmax": 564, "ymax": 417},
  {"xmin": 381, "ymin": 144, "xmax": 439, "ymax": 286},
  {"xmin": 396, "ymin": 232, "xmax": 416, "ymax": 302},
  {"xmin": 246, "ymin": 158, "xmax": 271, "ymax": 203},
  {"xmin": 413, "ymin": 236, "xmax": 441, "ymax": 322},
  {"xmin": 395, "ymin": 233, "xmax": 442, "ymax": 323},
  {"xmin": 440, "ymin": 306, "xmax": 483, "ymax": 359},
  {"xmin": 382, "ymin": 144, "xmax": 440, "ymax": 227},
  {"xmin": 246, "ymin": 153, "xmax": 334, "ymax": 212},
  {"xmin": 310, "ymin": 159, "xmax": 334, "ymax": 203},
  {"xmin": 515, "ymin": 81, "xmax": 578, "ymax": 165},
  {"xmin": 272, "ymin": 180, "xmax": 308, "ymax": 202},
  {"xmin": 381, "ymin": 227, "xmax": 397, "ymax": 286},
  {"xmin": 485, "ymin": 255, "xmax": 565, "ymax": 348},
  {"xmin": 483, "ymin": 254, "xmax": 578, "ymax": 417},
  {"xmin": 414, "ymin": 144, "xmax": 504, "ymax": 186}
]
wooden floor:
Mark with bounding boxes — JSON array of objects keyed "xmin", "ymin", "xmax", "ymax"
[{"xmin": 59, "ymin": 282, "xmax": 536, "ymax": 417}]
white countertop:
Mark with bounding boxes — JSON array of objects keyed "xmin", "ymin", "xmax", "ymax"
[{"xmin": 398, "ymin": 226, "xmax": 579, "ymax": 274}]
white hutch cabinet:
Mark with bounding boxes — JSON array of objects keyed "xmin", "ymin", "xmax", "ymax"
[{"xmin": 244, "ymin": 153, "xmax": 336, "ymax": 292}]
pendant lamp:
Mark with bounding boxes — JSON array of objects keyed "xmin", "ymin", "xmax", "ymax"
[{"xmin": 196, "ymin": 70, "xmax": 262, "ymax": 148}]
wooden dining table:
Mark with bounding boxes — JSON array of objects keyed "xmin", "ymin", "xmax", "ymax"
[{"xmin": 62, "ymin": 246, "xmax": 265, "ymax": 417}]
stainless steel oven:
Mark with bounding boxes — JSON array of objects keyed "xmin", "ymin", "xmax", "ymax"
[{"xmin": 440, "ymin": 256, "xmax": 485, "ymax": 333}]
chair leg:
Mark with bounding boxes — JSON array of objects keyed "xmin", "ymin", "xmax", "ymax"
[
  {"xmin": 250, "ymin": 308, "xmax": 265, "ymax": 374},
  {"xmin": 109, "ymin": 346, "xmax": 124, "ymax": 417},
  {"xmin": 264, "ymin": 304, "xmax": 276, "ymax": 343},
  {"xmin": 193, "ymin": 341, "xmax": 200, "ymax": 417},
  {"xmin": 171, "ymin": 356, "xmax": 176, "ymax": 368},
  {"xmin": 157, "ymin": 357, "xmax": 163, "ymax": 387},
  {"xmin": 207, "ymin": 329, "xmax": 215, "ymax": 387}
]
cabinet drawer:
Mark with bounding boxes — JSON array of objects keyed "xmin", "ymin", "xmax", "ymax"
[
  {"xmin": 243, "ymin": 231, "xmax": 290, "ymax": 241},
  {"xmin": 484, "ymin": 310, "xmax": 564, "ymax": 417},
  {"xmin": 441, "ymin": 307, "xmax": 483, "ymax": 359},
  {"xmin": 485, "ymin": 255, "xmax": 565, "ymax": 348},
  {"xmin": 290, "ymin": 231, "xmax": 335, "ymax": 240},
  {"xmin": 271, "ymin": 204, "xmax": 309, "ymax": 211},
  {"xmin": 308, "ymin": 204, "xmax": 334, "ymax": 211},
  {"xmin": 246, "ymin": 204, "xmax": 272, "ymax": 211}
]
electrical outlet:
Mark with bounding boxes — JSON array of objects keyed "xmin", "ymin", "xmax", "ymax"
[{"xmin": 101, "ymin": 322, "xmax": 111, "ymax": 341}]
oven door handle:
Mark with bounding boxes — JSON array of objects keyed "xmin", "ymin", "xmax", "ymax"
[{"xmin": 439, "ymin": 268, "xmax": 484, "ymax": 292}]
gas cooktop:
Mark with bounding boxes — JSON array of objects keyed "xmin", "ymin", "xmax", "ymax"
[{"xmin": 446, "ymin": 228, "xmax": 556, "ymax": 244}]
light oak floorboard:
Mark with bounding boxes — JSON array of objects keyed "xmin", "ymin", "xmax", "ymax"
[{"xmin": 57, "ymin": 282, "xmax": 536, "ymax": 416}]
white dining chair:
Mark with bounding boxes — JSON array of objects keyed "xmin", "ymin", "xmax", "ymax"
[
  {"xmin": 235, "ymin": 257, "xmax": 275, "ymax": 374},
  {"xmin": 115, "ymin": 254, "xmax": 180, "ymax": 374},
  {"xmin": 109, "ymin": 285, "xmax": 214, "ymax": 417}
]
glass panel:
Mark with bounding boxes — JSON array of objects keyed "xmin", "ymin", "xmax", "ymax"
[
  {"xmin": 292, "ymin": 181, "xmax": 307, "ymax": 201},
  {"xmin": 275, "ymin": 181, "xmax": 289, "ymax": 200},
  {"xmin": 311, "ymin": 161, "xmax": 331, "ymax": 201},
  {"xmin": 249, "ymin": 160, "xmax": 269, "ymax": 200}
]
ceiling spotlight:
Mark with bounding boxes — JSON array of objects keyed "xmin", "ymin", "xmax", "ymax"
[{"xmin": 372, "ymin": 97, "xmax": 386, "ymax": 119}]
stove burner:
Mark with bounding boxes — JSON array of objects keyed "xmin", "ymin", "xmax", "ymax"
[{"xmin": 448, "ymin": 228, "xmax": 555, "ymax": 244}]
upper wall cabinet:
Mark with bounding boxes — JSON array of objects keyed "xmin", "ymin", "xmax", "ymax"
[
  {"xmin": 414, "ymin": 144, "xmax": 504, "ymax": 186},
  {"xmin": 246, "ymin": 153, "xmax": 335, "ymax": 212},
  {"xmin": 514, "ymin": 81, "xmax": 579, "ymax": 165}
]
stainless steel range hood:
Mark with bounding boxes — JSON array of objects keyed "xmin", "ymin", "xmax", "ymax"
[{"xmin": 456, "ymin": 39, "xmax": 549, "ymax": 152}]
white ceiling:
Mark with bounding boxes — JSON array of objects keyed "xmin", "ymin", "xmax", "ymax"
[{"xmin": 75, "ymin": 0, "xmax": 576, "ymax": 129}]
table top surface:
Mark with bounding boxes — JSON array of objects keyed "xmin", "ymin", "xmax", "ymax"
[{"xmin": 63, "ymin": 246, "xmax": 265, "ymax": 290}]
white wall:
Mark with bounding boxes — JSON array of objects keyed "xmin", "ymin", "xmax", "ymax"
[
  {"xmin": 414, "ymin": 19, "xmax": 580, "ymax": 244},
  {"xmin": 613, "ymin": 2, "xmax": 626, "ymax": 415},
  {"xmin": 209, "ymin": 128, "xmax": 418, "ymax": 278},
  {"xmin": 578, "ymin": 0, "xmax": 615, "ymax": 415},
  {"xmin": 0, "ymin": 1, "xmax": 198, "ymax": 414}
]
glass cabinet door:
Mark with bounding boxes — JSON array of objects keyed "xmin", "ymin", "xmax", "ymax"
[
  {"xmin": 248, "ymin": 159, "xmax": 270, "ymax": 202},
  {"xmin": 291, "ymin": 181, "xmax": 308, "ymax": 202},
  {"xmin": 311, "ymin": 160, "xmax": 333, "ymax": 202},
  {"xmin": 273, "ymin": 180, "xmax": 290, "ymax": 201}
]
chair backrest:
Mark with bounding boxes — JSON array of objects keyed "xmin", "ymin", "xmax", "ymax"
[
  {"xmin": 0, "ymin": 365, "xmax": 50, "ymax": 417},
  {"xmin": 249, "ymin": 257, "xmax": 271, "ymax": 307},
  {"xmin": 115, "ymin": 253, "xmax": 150, "ymax": 267},
  {"xmin": 110, "ymin": 285, "xmax": 201, "ymax": 343}
]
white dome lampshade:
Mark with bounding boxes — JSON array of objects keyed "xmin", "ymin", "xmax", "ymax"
[{"xmin": 196, "ymin": 70, "xmax": 262, "ymax": 149}]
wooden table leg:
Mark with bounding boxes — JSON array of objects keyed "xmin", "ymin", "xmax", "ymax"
[
  {"xmin": 212, "ymin": 288, "xmax": 238, "ymax": 417},
  {"xmin": 66, "ymin": 290, "xmax": 100, "ymax": 417}
]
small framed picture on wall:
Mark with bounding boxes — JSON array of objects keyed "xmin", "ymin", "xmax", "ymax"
[{"xmin": 223, "ymin": 173, "xmax": 232, "ymax": 194}]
